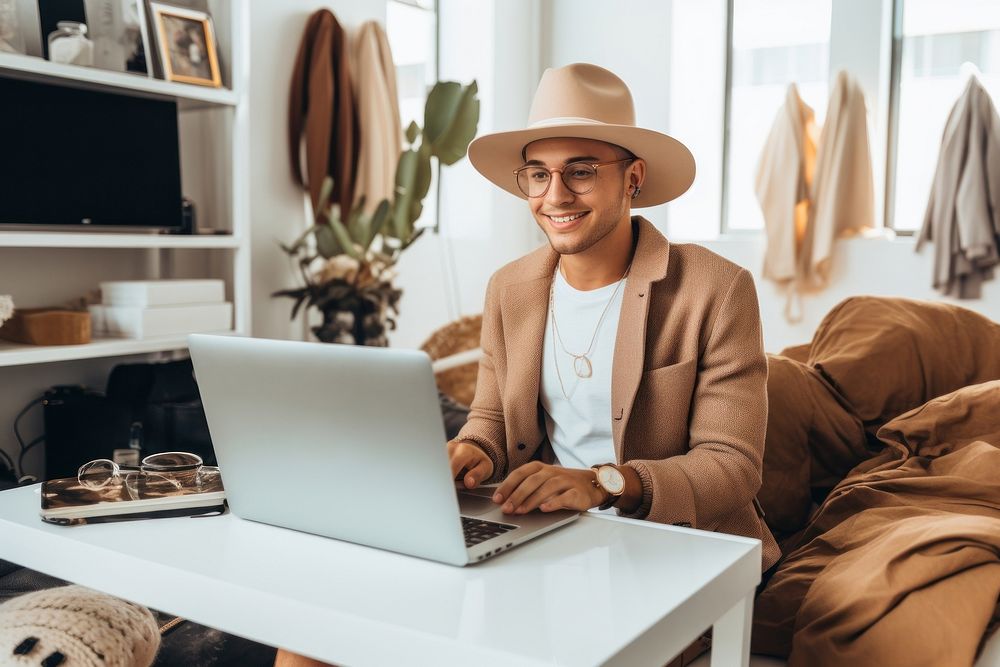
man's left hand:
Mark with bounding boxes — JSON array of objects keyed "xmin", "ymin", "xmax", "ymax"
[{"xmin": 492, "ymin": 462, "xmax": 606, "ymax": 514}]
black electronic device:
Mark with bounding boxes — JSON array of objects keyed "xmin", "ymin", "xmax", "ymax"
[
  {"xmin": 0, "ymin": 77, "xmax": 184, "ymax": 231},
  {"xmin": 40, "ymin": 360, "xmax": 214, "ymax": 480}
]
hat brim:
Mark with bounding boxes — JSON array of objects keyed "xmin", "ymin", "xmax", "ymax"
[{"xmin": 467, "ymin": 124, "xmax": 695, "ymax": 208}]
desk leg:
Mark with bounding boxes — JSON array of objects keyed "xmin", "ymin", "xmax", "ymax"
[{"xmin": 710, "ymin": 592, "xmax": 753, "ymax": 667}]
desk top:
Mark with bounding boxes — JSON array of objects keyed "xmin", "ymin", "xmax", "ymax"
[{"xmin": 0, "ymin": 485, "xmax": 761, "ymax": 666}]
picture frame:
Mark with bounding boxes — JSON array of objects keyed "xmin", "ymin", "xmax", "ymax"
[{"xmin": 148, "ymin": 1, "xmax": 220, "ymax": 87}]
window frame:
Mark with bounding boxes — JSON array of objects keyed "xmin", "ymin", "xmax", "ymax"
[
  {"xmin": 386, "ymin": 0, "xmax": 442, "ymax": 233},
  {"xmin": 718, "ymin": 0, "xmax": 923, "ymax": 237}
]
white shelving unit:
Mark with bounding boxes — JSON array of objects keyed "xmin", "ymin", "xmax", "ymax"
[
  {"xmin": 0, "ymin": 232, "xmax": 243, "ymax": 249},
  {"xmin": 0, "ymin": 0, "xmax": 251, "ymax": 366},
  {"xmin": 0, "ymin": 51, "xmax": 239, "ymax": 110},
  {"xmin": 0, "ymin": 333, "xmax": 237, "ymax": 368}
]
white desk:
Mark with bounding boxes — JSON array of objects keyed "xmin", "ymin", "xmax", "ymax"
[{"xmin": 0, "ymin": 485, "xmax": 760, "ymax": 666}]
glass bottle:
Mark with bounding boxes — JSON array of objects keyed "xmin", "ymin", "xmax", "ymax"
[{"xmin": 48, "ymin": 21, "xmax": 94, "ymax": 66}]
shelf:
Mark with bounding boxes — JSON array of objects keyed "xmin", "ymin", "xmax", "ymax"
[
  {"xmin": 0, "ymin": 52, "xmax": 238, "ymax": 110},
  {"xmin": 0, "ymin": 331, "xmax": 239, "ymax": 367},
  {"xmin": 0, "ymin": 232, "xmax": 242, "ymax": 249}
]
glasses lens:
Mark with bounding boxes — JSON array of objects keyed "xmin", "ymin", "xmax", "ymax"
[
  {"xmin": 517, "ymin": 166, "xmax": 551, "ymax": 197},
  {"xmin": 562, "ymin": 162, "xmax": 597, "ymax": 194},
  {"xmin": 77, "ymin": 459, "xmax": 117, "ymax": 488},
  {"xmin": 141, "ymin": 451, "xmax": 203, "ymax": 471}
]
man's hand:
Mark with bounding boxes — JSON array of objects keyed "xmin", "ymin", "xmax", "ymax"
[
  {"xmin": 448, "ymin": 440, "xmax": 494, "ymax": 489},
  {"xmin": 492, "ymin": 462, "xmax": 607, "ymax": 514}
]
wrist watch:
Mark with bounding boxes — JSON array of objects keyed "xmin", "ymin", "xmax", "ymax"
[{"xmin": 591, "ymin": 464, "xmax": 625, "ymax": 511}]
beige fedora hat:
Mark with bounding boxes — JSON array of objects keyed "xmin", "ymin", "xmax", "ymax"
[{"xmin": 468, "ymin": 62, "xmax": 695, "ymax": 208}]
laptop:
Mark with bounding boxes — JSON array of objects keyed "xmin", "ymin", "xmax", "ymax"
[{"xmin": 187, "ymin": 334, "xmax": 580, "ymax": 566}]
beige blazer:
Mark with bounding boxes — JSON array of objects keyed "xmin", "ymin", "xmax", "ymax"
[{"xmin": 451, "ymin": 216, "xmax": 781, "ymax": 572}]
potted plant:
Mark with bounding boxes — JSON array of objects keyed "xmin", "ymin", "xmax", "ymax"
[{"xmin": 274, "ymin": 79, "xmax": 480, "ymax": 346}]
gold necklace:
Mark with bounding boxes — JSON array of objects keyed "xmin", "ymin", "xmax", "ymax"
[{"xmin": 549, "ymin": 262, "xmax": 631, "ymax": 399}]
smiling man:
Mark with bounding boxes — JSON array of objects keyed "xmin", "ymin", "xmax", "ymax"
[{"xmin": 447, "ymin": 63, "xmax": 780, "ymax": 579}]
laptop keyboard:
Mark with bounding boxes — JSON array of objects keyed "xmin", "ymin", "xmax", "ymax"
[{"xmin": 461, "ymin": 516, "xmax": 517, "ymax": 548}]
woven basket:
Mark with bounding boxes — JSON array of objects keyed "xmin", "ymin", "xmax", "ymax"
[
  {"xmin": 0, "ymin": 308, "xmax": 91, "ymax": 345},
  {"xmin": 420, "ymin": 314, "xmax": 482, "ymax": 406}
]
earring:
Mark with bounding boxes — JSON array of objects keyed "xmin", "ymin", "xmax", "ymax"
[{"xmin": 630, "ymin": 186, "xmax": 641, "ymax": 199}]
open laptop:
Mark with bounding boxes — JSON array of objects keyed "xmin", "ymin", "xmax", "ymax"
[{"xmin": 187, "ymin": 334, "xmax": 580, "ymax": 566}]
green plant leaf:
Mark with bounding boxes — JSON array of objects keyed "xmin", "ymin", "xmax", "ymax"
[
  {"xmin": 316, "ymin": 176, "xmax": 335, "ymax": 214},
  {"xmin": 369, "ymin": 199, "xmax": 391, "ymax": 246},
  {"xmin": 391, "ymin": 149, "xmax": 419, "ymax": 241},
  {"xmin": 328, "ymin": 215, "xmax": 362, "ymax": 260},
  {"xmin": 390, "ymin": 148, "xmax": 432, "ymax": 243},
  {"xmin": 314, "ymin": 223, "xmax": 343, "ymax": 259},
  {"xmin": 279, "ymin": 224, "xmax": 321, "ymax": 255},
  {"xmin": 401, "ymin": 225, "xmax": 426, "ymax": 252},
  {"xmin": 405, "ymin": 120, "xmax": 420, "ymax": 145},
  {"xmin": 424, "ymin": 80, "xmax": 480, "ymax": 166}
]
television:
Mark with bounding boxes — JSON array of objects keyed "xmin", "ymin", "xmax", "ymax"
[{"xmin": 0, "ymin": 76, "xmax": 183, "ymax": 231}]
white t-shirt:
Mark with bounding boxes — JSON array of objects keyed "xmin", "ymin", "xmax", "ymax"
[{"xmin": 540, "ymin": 267, "xmax": 625, "ymax": 515}]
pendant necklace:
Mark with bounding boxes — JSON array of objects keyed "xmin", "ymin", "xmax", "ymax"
[{"xmin": 549, "ymin": 261, "xmax": 631, "ymax": 400}]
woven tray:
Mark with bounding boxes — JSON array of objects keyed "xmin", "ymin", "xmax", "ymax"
[{"xmin": 0, "ymin": 309, "xmax": 92, "ymax": 345}]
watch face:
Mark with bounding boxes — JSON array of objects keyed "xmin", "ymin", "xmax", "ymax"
[{"xmin": 598, "ymin": 466, "xmax": 625, "ymax": 494}]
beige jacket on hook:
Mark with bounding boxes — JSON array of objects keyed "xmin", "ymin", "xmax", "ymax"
[
  {"xmin": 349, "ymin": 20, "xmax": 403, "ymax": 218},
  {"xmin": 755, "ymin": 72, "xmax": 875, "ymax": 322},
  {"xmin": 804, "ymin": 70, "xmax": 875, "ymax": 289},
  {"xmin": 755, "ymin": 84, "xmax": 818, "ymax": 321},
  {"xmin": 916, "ymin": 74, "xmax": 1000, "ymax": 298}
]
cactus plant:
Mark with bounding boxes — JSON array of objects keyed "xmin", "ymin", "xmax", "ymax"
[{"xmin": 274, "ymin": 79, "xmax": 480, "ymax": 346}]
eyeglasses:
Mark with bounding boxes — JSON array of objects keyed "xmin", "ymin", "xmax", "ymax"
[
  {"xmin": 513, "ymin": 158, "xmax": 635, "ymax": 198},
  {"xmin": 77, "ymin": 451, "xmax": 217, "ymax": 500}
]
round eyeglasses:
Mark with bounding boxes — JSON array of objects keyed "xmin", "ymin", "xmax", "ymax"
[
  {"xmin": 77, "ymin": 451, "xmax": 215, "ymax": 500},
  {"xmin": 513, "ymin": 158, "xmax": 635, "ymax": 198}
]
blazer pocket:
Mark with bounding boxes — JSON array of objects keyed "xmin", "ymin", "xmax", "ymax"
[{"xmin": 629, "ymin": 359, "xmax": 698, "ymax": 454}]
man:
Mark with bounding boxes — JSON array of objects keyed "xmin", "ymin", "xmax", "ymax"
[
  {"xmin": 275, "ymin": 62, "xmax": 779, "ymax": 667},
  {"xmin": 448, "ymin": 62, "xmax": 780, "ymax": 574}
]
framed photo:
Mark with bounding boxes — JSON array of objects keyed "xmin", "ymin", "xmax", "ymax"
[{"xmin": 148, "ymin": 2, "xmax": 220, "ymax": 87}]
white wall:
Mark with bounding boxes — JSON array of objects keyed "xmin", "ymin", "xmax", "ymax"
[{"xmin": 701, "ymin": 234, "xmax": 1000, "ymax": 353}]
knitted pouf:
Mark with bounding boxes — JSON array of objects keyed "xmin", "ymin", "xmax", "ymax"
[{"xmin": 0, "ymin": 585, "xmax": 160, "ymax": 666}]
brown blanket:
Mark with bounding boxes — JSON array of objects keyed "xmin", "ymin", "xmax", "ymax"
[{"xmin": 752, "ymin": 380, "xmax": 1000, "ymax": 666}]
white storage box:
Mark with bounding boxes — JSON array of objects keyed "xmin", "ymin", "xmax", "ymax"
[
  {"xmin": 90, "ymin": 303, "xmax": 232, "ymax": 339},
  {"xmin": 100, "ymin": 280, "xmax": 226, "ymax": 307}
]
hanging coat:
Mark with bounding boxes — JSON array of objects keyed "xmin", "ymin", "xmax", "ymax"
[
  {"xmin": 755, "ymin": 83, "xmax": 818, "ymax": 321},
  {"xmin": 802, "ymin": 70, "xmax": 875, "ymax": 291},
  {"xmin": 350, "ymin": 20, "xmax": 403, "ymax": 217},
  {"xmin": 916, "ymin": 75, "xmax": 1000, "ymax": 299},
  {"xmin": 288, "ymin": 9, "xmax": 360, "ymax": 220}
]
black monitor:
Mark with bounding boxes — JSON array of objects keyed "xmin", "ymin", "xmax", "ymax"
[{"xmin": 0, "ymin": 76, "xmax": 183, "ymax": 230}]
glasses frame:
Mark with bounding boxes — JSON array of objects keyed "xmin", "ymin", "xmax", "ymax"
[
  {"xmin": 512, "ymin": 157, "xmax": 636, "ymax": 198},
  {"xmin": 77, "ymin": 451, "xmax": 205, "ymax": 491}
]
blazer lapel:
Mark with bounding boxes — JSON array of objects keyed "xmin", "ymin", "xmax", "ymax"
[
  {"xmin": 500, "ymin": 248, "xmax": 558, "ymax": 453},
  {"xmin": 611, "ymin": 216, "xmax": 670, "ymax": 461}
]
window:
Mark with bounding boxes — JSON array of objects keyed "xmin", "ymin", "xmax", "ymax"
[
  {"xmin": 385, "ymin": 0, "xmax": 439, "ymax": 230},
  {"xmin": 889, "ymin": 0, "xmax": 1000, "ymax": 232},
  {"xmin": 724, "ymin": 0, "xmax": 832, "ymax": 232}
]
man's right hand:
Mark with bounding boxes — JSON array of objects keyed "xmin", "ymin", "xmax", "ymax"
[{"xmin": 448, "ymin": 440, "xmax": 494, "ymax": 489}]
